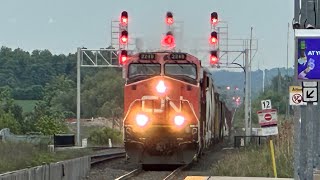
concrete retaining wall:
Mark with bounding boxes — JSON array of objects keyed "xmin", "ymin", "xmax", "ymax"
[{"xmin": 0, "ymin": 156, "xmax": 90, "ymax": 180}]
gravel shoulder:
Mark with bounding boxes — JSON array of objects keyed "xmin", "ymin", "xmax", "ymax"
[
  {"xmin": 86, "ymin": 157, "xmax": 139, "ymax": 180},
  {"xmin": 86, "ymin": 139, "xmax": 236, "ymax": 180},
  {"xmin": 174, "ymin": 139, "xmax": 236, "ymax": 179}
]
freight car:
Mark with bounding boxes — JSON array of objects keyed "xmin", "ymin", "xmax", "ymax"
[{"xmin": 122, "ymin": 51, "xmax": 232, "ymax": 165}]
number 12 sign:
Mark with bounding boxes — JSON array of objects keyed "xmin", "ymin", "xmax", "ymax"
[{"xmin": 261, "ymin": 99, "xmax": 272, "ymax": 110}]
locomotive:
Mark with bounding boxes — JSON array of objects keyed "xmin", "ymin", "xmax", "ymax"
[{"xmin": 122, "ymin": 51, "xmax": 232, "ymax": 165}]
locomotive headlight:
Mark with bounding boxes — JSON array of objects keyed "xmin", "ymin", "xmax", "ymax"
[
  {"xmin": 136, "ymin": 114, "xmax": 149, "ymax": 127},
  {"xmin": 156, "ymin": 80, "xmax": 166, "ymax": 93},
  {"xmin": 174, "ymin": 115, "xmax": 185, "ymax": 126}
]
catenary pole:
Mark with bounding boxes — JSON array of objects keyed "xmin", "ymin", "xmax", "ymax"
[{"xmin": 76, "ymin": 48, "xmax": 81, "ymax": 146}]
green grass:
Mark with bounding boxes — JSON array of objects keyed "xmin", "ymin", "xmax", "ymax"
[
  {"xmin": 14, "ymin": 100, "xmax": 38, "ymax": 113},
  {"xmin": 0, "ymin": 141, "xmax": 94, "ymax": 174},
  {"xmin": 211, "ymin": 120, "xmax": 294, "ymax": 178}
]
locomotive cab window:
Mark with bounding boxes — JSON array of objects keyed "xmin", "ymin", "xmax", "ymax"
[
  {"xmin": 128, "ymin": 63, "xmax": 161, "ymax": 79},
  {"xmin": 164, "ymin": 63, "xmax": 197, "ymax": 84}
]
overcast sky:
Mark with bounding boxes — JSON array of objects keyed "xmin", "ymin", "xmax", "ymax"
[{"xmin": 0, "ymin": 0, "xmax": 294, "ymax": 70}]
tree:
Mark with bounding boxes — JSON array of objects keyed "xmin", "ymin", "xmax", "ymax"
[
  {"xmin": 35, "ymin": 115, "xmax": 67, "ymax": 135},
  {"xmin": 0, "ymin": 111, "xmax": 21, "ymax": 134},
  {"xmin": 233, "ymin": 73, "xmax": 294, "ymax": 129}
]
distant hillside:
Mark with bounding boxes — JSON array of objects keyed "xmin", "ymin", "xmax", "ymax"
[{"xmin": 210, "ymin": 67, "xmax": 294, "ymax": 97}]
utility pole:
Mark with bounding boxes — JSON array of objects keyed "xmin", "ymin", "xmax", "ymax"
[
  {"xmin": 76, "ymin": 48, "xmax": 81, "ymax": 146},
  {"xmin": 293, "ymin": 2, "xmax": 300, "ymax": 179},
  {"xmin": 286, "ymin": 22, "xmax": 290, "ymax": 119},
  {"xmin": 244, "ymin": 49, "xmax": 250, "ymax": 140},
  {"xmin": 249, "ymin": 27, "xmax": 253, "ymax": 136},
  {"xmin": 293, "ymin": 1, "xmax": 319, "ymax": 179}
]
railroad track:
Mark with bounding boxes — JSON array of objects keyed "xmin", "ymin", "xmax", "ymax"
[
  {"xmin": 115, "ymin": 164, "xmax": 188, "ymax": 180},
  {"xmin": 90, "ymin": 151, "xmax": 126, "ymax": 165},
  {"xmin": 89, "ymin": 146, "xmax": 124, "ymax": 151}
]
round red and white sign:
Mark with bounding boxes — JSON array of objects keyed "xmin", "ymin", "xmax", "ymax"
[{"xmin": 264, "ymin": 113, "xmax": 272, "ymax": 121}]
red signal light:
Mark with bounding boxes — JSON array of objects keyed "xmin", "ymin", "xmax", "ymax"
[
  {"xmin": 211, "ymin": 12, "xmax": 218, "ymax": 25},
  {"xmin": 120, "ymin": 30, "xmax": 128, "ymax": 44},
  {"xmin": 209, "ymin": 31, "xmax": 218, "ymax": 45},
  {"xmin": 164, "ymin": 35, "xmax": 174, "ymax": 44},
  {"xmin": 210, "ymin": 56, "xmax": 218, "ymax": 64},
  {"xmin": 166, "ymin": 11, "xmax": 174, "ymax": 25},
  {"xmin": 166, "ymin": 17, "xmax": 173, "ymax": 25},
  {"xmin": 120, "ymin": 11, "xmax": 128, "ymax": 25},
  {"xmin": 119, "ymin": 50, "xmax": 128, "ymax": 65},
  {"xmin": 162, "ymin": 31, "xmax": 175, "ymax": 47},
  {"xmin": 210, "ymin": 50, "xmax": 218, "ymax": 65}
]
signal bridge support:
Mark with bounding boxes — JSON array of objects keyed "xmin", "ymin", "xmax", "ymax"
[
  {"xmin": 190, "ymin": 34, "xmax": 258, "ymax": 143},
  {"xmin": 76, "ymin": 48, "xmax": 123, "ymax": 146}
]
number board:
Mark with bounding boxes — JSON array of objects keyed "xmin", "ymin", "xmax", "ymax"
[
  {"xmin": 261, "ymin": 99, "xmax": 272, "ymax": 110},
  {"xmin": 139, "ymin": 53, "xmax": 156, "ymax": 60},
  {"xmin": 169, "ymin": 53, "xmax": 187, "ymax": 60}
]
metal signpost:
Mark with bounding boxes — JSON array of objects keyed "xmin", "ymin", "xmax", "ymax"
[
  {"xmin": 257, "ymin": 99, "xmax": 278, "ymax": 177},
  {"xmin": 294, "ymin": 29, "xmax": 320, "ymax": 180}
]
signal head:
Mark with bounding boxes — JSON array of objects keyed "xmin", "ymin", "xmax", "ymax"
[
  {"xmin": 120, "ymin": 30, "xmax": 128, "ymax": 44},
  {"xmin": 211, "ymin": 12, "xmax": 218, "ymax": 25},
  {"xmin": 164, "ymin": 34, "xmax": 174, "ymax": 45},
  {"xmin": 166, "ymin": 11, "xmax": 174, "ymax": 25},
  {"xmin": 209, "ymin": 31, "xmax": 218, "ymax": 44},
  {"xmin": 162, "ymin": 31, "xmax": 175, "ymax": 47},
  {"xmin": 209, "ymin": 50, "xmax": 219, "ymax": 65},
  {"xmin": 120, "ymin": 11, "xmax": 128, "ymax": 25},
  {"xmin": 119, "ymin": 50, "xmax": 128, "ymax": 65}
]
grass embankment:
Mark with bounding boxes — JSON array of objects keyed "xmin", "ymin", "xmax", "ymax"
[
  {"xmin": 212, "ymin": 120, "xmax": 293, "ymax": 178},
  {"xmin": 0, "ymin": 142, "xmax": 93, "ymax": 174},
  {"xmin": 14, "ymin": 100, "xmax": 38, "ymax": 113}
]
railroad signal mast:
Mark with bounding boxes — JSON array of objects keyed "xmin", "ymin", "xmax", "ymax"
[
  {"xmin": 209, "ymin": 12, "xmax": 219, "ymax": 66},
  {"xmin": 119, "ymin": 11, "xmax": 129, "ymax": 65},
  {"xmin": 161, "ymin": 11, "xmax": 176, "ymax": 50}
]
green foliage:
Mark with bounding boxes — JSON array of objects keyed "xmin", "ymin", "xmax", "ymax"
[
  {"xmin": 0, "ymin": 46, "xmax": 76, "ymax": 100},
  {"xmin": 0, "ymin": 141, "xmax": 94, "ymax": 173},
  {"xmin": 88, "ymin": 127, "xmax": 123, "ymax": 145},
  {"xmin": 0, "ymin": 46, "xmax": 126, "ymax": 136},
  {"xmin": 234, "ymin": 72, "xmax": 293, "ymax": 129},
  {"xmin": 81, "ymin": 69, "xmax": 124, "ymax": 118},
  {"xmin": 35, "ymin": 115, "xmax": 68, "ymax": 135},
  {"xmin": 0, "ymin": 87, "xmax": 22, "ymax": 134},
  {"xmin": 14, "ymin": 100, "xmax": 38, "ymax": 113},
  {"xmin": 212, "ymin": 120, "xmax": 294, "ymax": 178},
  {"xmin": 0, "ymin": 112, "xmax": 21, "ymax": 134}
]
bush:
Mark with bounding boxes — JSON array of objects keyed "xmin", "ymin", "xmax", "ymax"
[
  {"xmin": 211, "ymin": 120, "xmax": 294, "ymax": 178},
  {"xmin": 88, "ymin": 127, "xmax": 123, "ymax": 146}
]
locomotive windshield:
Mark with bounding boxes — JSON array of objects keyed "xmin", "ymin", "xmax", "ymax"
[
  {"xmin": 128, "ymin": 63, "xmax": 161, "ymax": 78},
  {"xmin": 164, "ymin": 63, "xmax": 197, "ymax": 82}
]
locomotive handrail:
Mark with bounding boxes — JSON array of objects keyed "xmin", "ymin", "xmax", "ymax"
[{"xmin": 122, "ymin": 99, "xmax": 142, "ymax": 123}]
